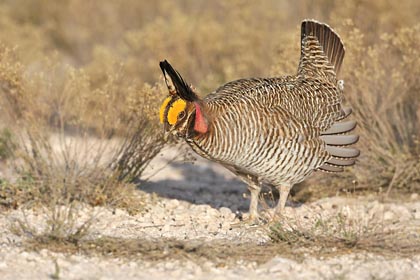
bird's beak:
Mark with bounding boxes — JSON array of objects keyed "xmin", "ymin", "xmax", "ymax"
[
  {"xmin": 163, "ymin": 126, "xmax": 180, "ymax": 142},
  {"xmin": 163, "ymin": 120, "xmax": 172, "ymax": 141},
  {"xmin": 163, "ymin": 130, "xmax": 171, "ymax": 142}
]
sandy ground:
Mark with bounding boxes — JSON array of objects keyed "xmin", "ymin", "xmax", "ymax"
[{"xmin": 0, "ymin": 146, "xmax": 419, "ymax": 279}]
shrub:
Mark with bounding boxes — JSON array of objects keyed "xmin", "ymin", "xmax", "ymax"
[
  {"xmin": 0, "ymin": 46, "xmax": 165, "ymax": 211},
  {"xmin": 341, "ymin": 22, "xmax": 420, "ymax": 194}
]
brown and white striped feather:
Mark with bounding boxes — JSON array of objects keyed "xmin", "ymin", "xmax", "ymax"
[{"xmin": 166, "ymin": 19, "xmax": 359, "ymax": 187}]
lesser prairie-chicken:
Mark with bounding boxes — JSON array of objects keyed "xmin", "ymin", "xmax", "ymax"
[{"xmin": 159, "ymin": 19, "xmax": 359, "ymax": 221}]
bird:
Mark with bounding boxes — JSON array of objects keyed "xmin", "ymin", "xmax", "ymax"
[{"xmin": 158, "ymin": 19, "xmax": 359, "ymax": 222}]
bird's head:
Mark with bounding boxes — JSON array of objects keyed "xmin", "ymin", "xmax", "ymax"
[{"xmin": 159, "ymin": 60, "xmax": 209, "ymax": 140}]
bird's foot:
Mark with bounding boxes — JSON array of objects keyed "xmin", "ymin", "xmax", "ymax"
[
  {"xmin": 259, "ymin": 205, "xmax": 294, "ymax": 225},
  {"xmin": 230, "ymin": 212, "xmax": 267, "ymax": 228}
]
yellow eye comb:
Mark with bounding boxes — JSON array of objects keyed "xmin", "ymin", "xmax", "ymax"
[
  {"xmin": 167, "ymin": 99, "xmax": 187, "ymax": 125},
  {"xmin": 159, "ymin": 97, "xmax": 187, "ymax": 125}
]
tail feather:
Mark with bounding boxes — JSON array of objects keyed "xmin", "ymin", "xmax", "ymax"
[
  {"xmin": 337, "ymin": 106, "xmax": 352, "ymax": 121},
  {"xmin": 326, "ymin": 157, "xmax": 356, "ymax": 167},
  {"xmin": 320, "ymin": 134, "xmax": 359, "ymax": 146},
  {"xmin": 300, "ymin": 20, "xmax": 359, "ymax": 173},
  {"xmin": 300, "ymin": 19, "xmax": 345, "ymax": 75},
  {"xmin": 322, "ymin": 120, "xmax": 357, "ymax": 135},
  {"xmin": 320, "ymin": 156, "xmax": 356, "ymax": 172},
  {"xmin": 319, "ymin": 164, "xmax": 344, "ymax": 173},
  {"xmin": 326, "ymin": 146, "xmax": 360, "ymax": 158}
]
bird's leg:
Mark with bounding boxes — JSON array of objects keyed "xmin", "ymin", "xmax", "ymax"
[
  {"xmin": 248, "ymin": 182, "xmax": 262, "ymax": 222},
  {"xmin": 230, "ymin": 179, "xmax": 261, "ymax": 227},
  {"xmin": 223, "ymin": 167, "xmax": 262, "ymax": 225},
  {"xmin": 274, "ymin": 184, "xmax": 293, "ymax": 216}
]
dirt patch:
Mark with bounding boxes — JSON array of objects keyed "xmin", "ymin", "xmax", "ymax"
[
  {"xmin": 23, "ymin": 237, "xmax": 278, "ymax": 265},
  {"xmin": 1, "ymin": 191, "xmax": 420, "ymax": 279},
  {"xmin": 22, "ymin": 225, "xmax": 420, "ymax": 265},
  {"xmin": 1, "ymin": 152, "xmax": 419, "ymax": 279}
]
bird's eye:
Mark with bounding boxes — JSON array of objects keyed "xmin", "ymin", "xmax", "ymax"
[{"xmin": 178, "ymin": 111, "xmax": 186, "ymax": 119}]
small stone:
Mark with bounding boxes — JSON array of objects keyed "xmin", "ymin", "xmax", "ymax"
[
  {"xmin": 260, "ymin": 257, "xmax": 296, "ymax": 273},
  {"xmin": 0, "ymin": 262, "xmax": 7, "ymax": 269},
  {"xmin": 410, "ymin": 193, "xmax": 419, "ymax": 200},
  {"xmin": 205, "ymin": 222, "xmax": 219, "ymax": 233},
  {"xmin": 39, "ymin": 249, "xmax": 49, "ymax": 257},
  {"xmin": 168, "ymin": 199, "xmax": 180, "ymax": 208},
  {"xmin": 113, "ymin": 208, "xmax": 127, "ymax": 216},
  {"xmin": 161, "ymin": 224, "xmax": 171, "ymax": 232},
  {"xmin": 391, "ymin": 205, "xmax": 414, "ymax": 221},
  {"xmin": 383, "ymin": 211, "xmax": 395, "ymax": 220},
  {"xmin": 219, "ymin": 207, "xmax": 232, "ymax": 216},
  {"xmin": 206, "ymin": 208, "xmax": 220, "ymax": 217},
  {"xmin": 165, "ymin": 262, "xmax": 175, "ymax": 270},
  {"xmin": 192, "ymin": 205, "xmax": 210, "ymax": 212}
]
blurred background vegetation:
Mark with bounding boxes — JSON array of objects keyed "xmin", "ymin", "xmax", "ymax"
[{"xmin": 0, "ymin": 0, "xmax": 419, "ymax": 209}]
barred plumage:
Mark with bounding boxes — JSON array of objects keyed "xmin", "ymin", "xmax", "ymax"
[{"xmin": 159, "ymin": 19, "xmax": 359, "ymax": 221}]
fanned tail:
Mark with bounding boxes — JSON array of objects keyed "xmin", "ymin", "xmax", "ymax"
[{"xmin": 300, "ymin": 19, "xmax": 345, "ymax": 75}]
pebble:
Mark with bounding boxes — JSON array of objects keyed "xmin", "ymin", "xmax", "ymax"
[
  {"xmin": 39, "ymin": 249, "xmax": 49, "ymax": 257},
  {"xmin": 206, "ymin": 208, "xmax": 220, "ymax": 217},
  {"xmin": 264, "ymin": 257, "xmax": 296, "ymax": 273},
  {"xmin": 168, "ymin": 199, "xmax": 180, "ymax": 208},
  {"xmin": 219, "ymin": 207, "xmax": 232, "ymax": 216},
  {"xmin": 383, "ymin": 211, "xmax": 395, "ymax": 220},
  {"xmin": 0, "ymin": 262, "xmax": 8, "ymax": 268}
]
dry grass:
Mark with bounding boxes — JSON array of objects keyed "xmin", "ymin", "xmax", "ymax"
[
  {"xmin": 0, "ymin": 44, "xmax": 164, "ymax": 241},
  {"xmin": 342, "ymin": 24, "xmax": 420, "ymax": 194},
  {"xmin": 269, "ymin": 213, "xmax": 420, "ymax": 258},
  {"xmin": 21, "ymin": 226, "xmax": 420, "ymax": 265},
  {"xmin": 10, "ymin": 203, "xmax": 95, "ymax": 244},
  {"xmin": 0, "ymin": 46, "xmax": 163, "ymax": 209}
]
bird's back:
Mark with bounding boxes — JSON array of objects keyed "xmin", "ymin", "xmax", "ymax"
[{"xmin": 205, "ymin": 74, "xmax": 341, "ymax": 132}]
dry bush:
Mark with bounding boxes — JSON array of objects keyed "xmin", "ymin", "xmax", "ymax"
[
  {"xmin": 340, "ymin": 22, "xmax": 420, "ymax": 194},
  {"xmin": 2, "ymin": 0, "xmax": 417, "ymax": 83},
  {"xmin": 10, "ymin": 203, "xmax": 95, "ymax": 244},
  {"xmin": 0, "ymin": 45, "xmax": 164, "ymax": 212},
  {"xmin": 0, "ymin": 44, "xmax": 165, "ymax": 243}
]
